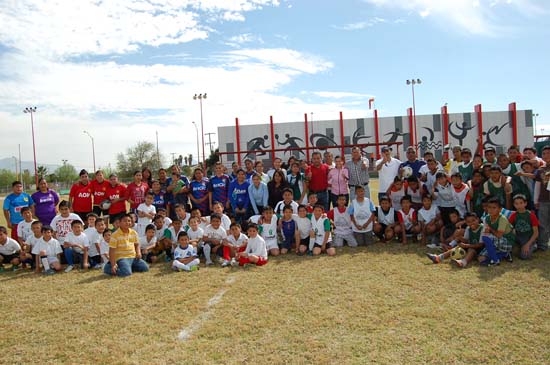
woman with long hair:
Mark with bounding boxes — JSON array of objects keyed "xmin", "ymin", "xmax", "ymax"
[
  {"xmin": 31, "ymin": 178, "xmax": 60, "ymax": 225},
  {"xmin": 268, "ymin": 170, "xmax": 289, "ymax": 208}
]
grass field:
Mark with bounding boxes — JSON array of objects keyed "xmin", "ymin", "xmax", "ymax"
[{"xmin": 1, "ymin": 183, "xmax": 550, "ymax": 364}]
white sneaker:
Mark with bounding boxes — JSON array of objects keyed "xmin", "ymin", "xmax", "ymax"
[
  {"xmin": 64, "ymin": 265, "xmax": 74, "ymax": 273},
  {"xmin": 205, "ymin": 260, "xmax": 214, "ymax": 266},
  {"xmin": 426, "ymin": 243, "xmax": 439, "ymax": 249},
  {"xmin": 221, "ymin": 260, "xmax": 230, "ymax": 267},
  {"xmin": 230, "ymin": 258, "xmax": 237, "ymax": 267}
]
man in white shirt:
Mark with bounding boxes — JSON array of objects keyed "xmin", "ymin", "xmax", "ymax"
[{"xmin": 376, "ymin": 146, "xmax": 402, "ymax": 202}]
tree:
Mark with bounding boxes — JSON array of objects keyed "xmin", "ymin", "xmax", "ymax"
[
  {"xmin": 188, "ymin": 154, "xmax": 193, "ymax": 166},
  {"xmin": 0, "ymin": 169, "xmax": 17, "ymax": 190},
  {"xmin": 55, "ymin": 163, "xmax": 78, "ymax": 184},
  {"xmin": 205, "ymin": 148, "xmax": 219, "ymax": 174},
  {"xmin": 116, "ymin": 141, "xmax": 165, "ymax": 178},
  {"xmin": 37, "ymin": 165, "xmax": 48, "ymax": 179},
  {"xmin": 184, "ymin": 156, "xmax": 188, "ymax": 166}
]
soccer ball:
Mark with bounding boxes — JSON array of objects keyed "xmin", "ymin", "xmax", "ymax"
[
  {"xmin": 173, "ymin": 179, "xmax": 186, "ymax": 193},
  {"xmin": 450, "ymin": 247, "xmax": 466, "ymax": 260},
  {"xmin": 99, "ymin": 199, "xmax": 112, "ymax": 211},
  {"xmin": 402, "ymin": 166, "xmax": 413, "ymax": 178}
]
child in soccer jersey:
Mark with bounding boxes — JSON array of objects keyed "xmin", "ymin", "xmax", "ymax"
[
  {"xmin": 310, "ymin": 204, "xmax": 336, "ymax": 256},
  {"xmin": 136, "ymin": 192, "xmax": 156, "ymax": 237},
  {"xmin": 186, "ymin": 217, "xmax": 204, "ymax": 248},
  {"xmin": 508, "ymin": 194, "xmax": 539, "ymax": 260},
  {"xmin": 99, "ymin": 230, "xmax": 111, "ymax": 266},
  {"xmin": 386, "ymin": 176, "xmax": 407, "ymax": 211},
  {"xmin": 15, "ymin": 207, "xmax": 34, "ymax": 267},
  {"xmin": 274, "ymin": 188, "xmax": 299, "ymax": 215},
  {"xmin": 437, "ymin": 209, "xmax": 463, "ymax": 252},
  {"xmin": 417, "ymin": 195, "xmax": 442, "ymax": 248},
  {"xmin": 295, "ymin": 205, "xmax": 313, "ymax": 255},
  {"xmin": 450, "ymin": 173, "xmax": 470, "ymax": 219},
  {"xmin": 279, "ymin": 205, "xmax": 299, "ymax": 254},
  {"xmin": 163, "ymin": 218, "xmax": 185, "ymax": 260},
  {"xmin": 208, "ymin": 162, "xmax": 231, "ymax": 211},
  {"xmin": 249, "ymin": 206, "xmax": 279, "ymax": 256},
  {"xmin": 84, "ymin": 218, "xmax": 107, "ymax": 268},
  {"xmin": 236, "ymin": 223, "xmax": 268, "ymax": 267},
  {"xmin": 50, "ymin": 201, "xmax": 84, "ymax": 250},
  {"xmin": 404, "ymin": 176, "xmax": 426, "ymax": 211},
  {"xmin": 172, "ymin": 231, "xmax": 200, "ymax": 272},
  {"xmin": 348, "ymin": 185, "xmax": 376, "ymax": 246},
  {"xmin": 373, "ymin": 196, "xmax": 400, "ymax": 243},
  {"xmin": 25, "ymin": 221, "xmax": 43, "ymax": 270},
  {"xmin": 31, "ymin": 225, "xmax": 63, "ymax": 275},
  {"xmin": 328, "ymin": 194, "xmax": 358, "ymax": 247},
  {"xmin": 483, "ymin": 166, "xmax": 513, "ymax": 210},
  {"xmin": 478, "ymin": 197, "xmax": 515, "ymax": 266},
  {"xmin": 63, "ymin": 220, "xmax": 90, "ymax": 272},
  {"xmin": 432, "ymin": 172, "xmax": 455, "ymax": 224},
  {"xmin": 189, "ymin": 167, "xmax": 210, "ymax": 216},
  {"xmin": 202, "ymin": 214, "xmax": 228, "ymax": 266},
  {"xmin": 397, "ymin": 195, "xmax": 421, "ymax": 245},
  {"xmin": 221, "ymin": 223, "xmax": 248, "ymax": 267},
  {"xmin": 468, "ymin": 169, "xmax": 486, "ymax": 218},
  {"xmin": 139, "ymin": 224, "xmax": 159, "ymax": 263},
  {"xmin": 204, "ymin": 202, "xmax": 231, "ymax": 232}
]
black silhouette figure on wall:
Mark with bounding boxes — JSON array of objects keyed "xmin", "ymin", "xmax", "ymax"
[
  {"xmin": 383, "ymin": 128, "xmax": 406, "ymax": 143},
  {"xmin": 310, "ymin": 133, "xmax": 337, "ymax": 150},
  {"xmin": 449, "ymin": 121, "xmax": 476, "ymax": 146},
  {"xmin": 483, "ymin": 121, "xmax": 511, "ymax": 148},
  {"xmin": 276, "ymin": 133, "xmax": 304, "ymax": 156},
  {"xmin": 418, "ymin": 127, "xmax": 443, "ymax": 156},
  {"xmin": 245, "ymin": 135, "xmax": 270, "ymax": 159}
]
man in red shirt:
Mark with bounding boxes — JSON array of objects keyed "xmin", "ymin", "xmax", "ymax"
[
  {"xmin": 90, "ymin": 170, "xmax": 110, "ymax": 217},
  {"xmin": 69, "ymin": 170, "xmax": 93, "ymax": 221},
  {"xmin": 306, "ymin": 152, "xmax": 330, "ymax": 211},
  {"xmin": 106, "ymin": 174, "xmax": 127, "ymax": 224}
]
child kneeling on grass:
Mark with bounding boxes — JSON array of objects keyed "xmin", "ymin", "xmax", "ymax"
[
  {"xmin": 328, "ymin": 194, "xmax": 358, "ymax": 247},
  {"xmin": 478, "ymin": 197, "xmax": 515, "ymax": 266},
  {"xmin": 508, "ymin": 194, "xmax": 539, "ymax": 260},
  {"xmin": 0, "ymin": 226, "xmax": 23, "ymax": 272},
  {"xmin": 31, "ymin": 225, "xmax": 63, "ymax": 275},
  {"xmin": 236, "ymin": 223, "xmax": 268, "ymax": 267},
  {"xmin": 373, "ymin": 196, "xmax": 400, "ymax": 243},
  {"xmin": 310, "ymin": 204, "xmax": 336, "ymax": 256},
  {"xmin": 398, "ymin": 195, "xmax": 421, "ymax": 244},
  {"xmin": 139, "ymin": 224, "xmax": 159, "ymax": 263},
  {"xmin": 222, "ymin": 223, "xmax": 248, "ymax": 267},
  {"xmin": 172, "ymin": 231, "xmax": 200, "ymax": 272}
]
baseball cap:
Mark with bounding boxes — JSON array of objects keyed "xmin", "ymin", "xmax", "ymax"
[
  {"xmin": 484, "ymin": 146, "xmax": 496, "ymax": 153},
  {"xmin": 381, "ymin": 146, "xmax": 392, "ymax": 152}
]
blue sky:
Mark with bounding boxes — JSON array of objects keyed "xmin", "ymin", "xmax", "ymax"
[{"xmin": 0, "ymin": 0, "xmax": 549, "ymax": 170}]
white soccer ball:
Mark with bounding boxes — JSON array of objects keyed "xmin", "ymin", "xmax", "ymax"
[
  {"xmin": 99, "ymin": 199, "xmax": 112, "ymax": 211},
  {"xmin": 450, "ymin": 247, "xmax": 466, "ymax": 260},
  {"xmin": 402, "ymin": 166, "xmax": 413, "ymax": 178}
]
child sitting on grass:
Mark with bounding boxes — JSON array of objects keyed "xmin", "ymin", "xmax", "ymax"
[
  {"xmin": 398, "ymin": 195, "xmax": 421, "ymax": 244},
  {"xmin": 250, "ymin": 206, "xmax": 279, "ymax": 256},
  {"xmin": 0, "ymin": 226, "xmax": 23, "ymax": 272},
  {"xmin": 478, "ymin": 197, "xmax": 515, "ymax": 266},
  {"xmin": 508, "ymin": 194, "xmax": 539, "ymax": 260},
  {"xmin": 295, "ymin": 205, "xmax": 313, "ymax": 255},
  {"xmin": 202, "ymin": 213, "xmax": 227, "ymax": 265},
  {"xmin": 84, "ymin": 218, "xmax": 107, "ymax": 269},
  {"xmin": 63, "ymin": 220, "xmax": 90, "ymax": 272},
  {"xmin": 373, "ymin": 196, "xmax": 400, "ymax": 243},
  {"xmin": 25, "ymin": 221, "xmax": 43, "ymax": 270},
  {"xmin": 310, "ymin": 204, "xmax": 336, "ymax": 256},
  {"xmin": 279, "ymin": 205, "xmax": 299, "ymax": 254},
  {"xmin": 236, "ymin": 223, "xmax": 268, "ymax": 267},
  {"xmin": 438, "ymin": 209, "xmax": 463, "ymax": 252},
  {"xmin": 222, "ymin": 223, "xmax": 248, "ymax": 267},
  {"xmin": 139, "ymin": 224, "xmax": 159, "ymax": 263},
  {"xmin": 418, "ymin": 195, "xmax": 441, "ymax": 248},
  {"xmin": 31, "ymin": 225, "xmax": 63, "ymax": 275},
  {"xmin": 99, "ymin": 230, "xmax": 111, "ymax": 267},
  {"xmin": 172, "ymin": 231, "xmax": 200, "ymax": 272},
  {"xmin": 186, "ymin": 217, "xmax": 204, "ymax": 248},
  {"xmin": 349, "ymin": 185, "xmax": 376, "ymax": 246},
  {"xmin": 163, "ymin": 218, "xmax": 185, "ymax": 260},
  {"xmin": 328, "ymin": 194, "xmax": 358, "ymax": 247}
]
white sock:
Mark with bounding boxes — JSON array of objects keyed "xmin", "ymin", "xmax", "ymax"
[
  {"xmin": 203, "ymin": 244, "xmax": 212, "ymax": 263},
  {"xmin": 41, "ymin": 256, "xmax": 50, "ymax": 271},
  {"xmin": 460, "ymin": 259, "xmax": 468, "ymax": 267},
  {"xmin": 309, "ymin": 237, "xmax": 315, "ymax": 251}
]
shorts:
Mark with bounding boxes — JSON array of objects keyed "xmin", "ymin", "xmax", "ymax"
[
  {"xmin": 0, "ymin": 253, "xmax": 19, "ymax": 263},
  {"xmin": 93, "ymin": 206, "xmax": 110, "ymax": 217},
  {"xmin": 10, "ymin": 223, "xmax": 19, "ymax": 241},
  {"xmin": 353, "ymin": 232, "xmax": 373, "ymax": 246},
  {"xmin": 299, "ymin": 237, "xmax": 310, "ymax": 247},
  {"xmin": 46, "ymin": 256, "xmax": 59, "ymax": 265},
  {"xmin": 265, "ymin": 239, "xmax": 279, "ymax": 250},
  {"xmin": 279, "ymin": 239, "xmax": 293, "ymax": 250},
  {"xmin": 145, "ymin": 251, "xmax": 160, "ymax": 263},
  {"xmin": 313, "ymin": 241, "xmax": 333, "ymax": 249}
]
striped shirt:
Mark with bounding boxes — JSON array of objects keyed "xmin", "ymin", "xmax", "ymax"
[{"xmin": 109, "ymin": 228, "xmax": 138, "ymax": 261}]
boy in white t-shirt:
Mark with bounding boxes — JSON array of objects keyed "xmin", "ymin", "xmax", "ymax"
[
  {"xmin": 274, "ymin": 188, "xmax": 299, "ymax": 215},
  {"xmin": 294, "ymin": 205, "xmax": 313, "ymax": 255},
  {"xmin": 186, "ymin": 217, "xmax": 204, "ymax": 248},
  {"xmin": 25, "ymin": 221, "xmax": 43, "ymax": 270},
  {"xmin": 140, "ymin": 224, "xmax": 159, "ymax": 263},
  {"xmin": 172, "ymin": 231, "xmax": 200, "ymax": 272},
  {"xmin": 50, "ymin": 201, "xmax": 83, "ymax": 247},
  {"xmin": 222, "ymin": 222, "xmax": 248, "ymax": 267},
  {"xmin": 203, "ymin": 202, "xmax": 231, "ymax": 233},
  {"xmin": 136, "ymin": 193, "xmax": 156, "ymax": 237},
  {"xmin": 84, "ymin": 219, "xmax": 107, "ymax": 269},
  {"xmin": 99, "ymin": 230, "xmax": 111, "ymax": 266},
  {"xmin": 418, "ymin": 195, "xmax": 442, "ymax": 248},
  {"xmin": 0, "ymin": 226, "xmax": 23, "ymax": 271},
  {"xmin": 202, "ymin": 214, "xmax": 227, "ymax": 266},
  {"xmin": 17, "ymin": 207, "xmax": 35, "ymax": 246},
  {"xmin": 63, "ymin": 220, "xmax": 90, "ymax": 272},
  {"xmin": 310, "ymin": 204, "xmax": 336, "ymax": 256},
  {"xmin": 163, "ymin": 218, "xmax": 185, "ymax": 261},
  {"xmin": 249, "ymin": 206, "xmax": 279, "ymax": 256},
  {"xmin": 31, "ymin": 225, "xmax": 63, "ymax": 275},
  {"xmin": 236, "ymin": 223, "xmax": 268, "ymax": 266},
  {"xmin": 348, "ymin": 185, "xmax": 376, "ymax": 246},
  {"xmin": 156, "ymin": 208, "xmax": 172, "ymax": 229}
]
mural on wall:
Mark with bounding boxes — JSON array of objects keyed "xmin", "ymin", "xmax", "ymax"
[
  {"xmin": 418, "ymin": 127, "xmax": 443, "ymax": 156},
  {"xmin": 275, "ymin": 133, "xmax": 305, "ymax": 157},
  {"xmin": 245, "ymin": 135, "xmax": 270, "ymax": 159},
  {"xmin": 383, "ymin": 128, "xmax": 407, "ymax": 144},
  {"xmin": 352, "ymin": 127, "xmax": 371, "ymax": 155},
  {"xmin": 448, "ymin": 121, "xmax": 477, "ymax": 146},
  {"xmin": 483, "ymin": 121, "xmax": 511, "ymax": 148},
  {"xmin": 310, "ymin": 133, "xmax": 337, "ymax": 150}
]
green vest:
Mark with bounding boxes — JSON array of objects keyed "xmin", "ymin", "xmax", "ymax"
[
  {"xmin": 513, "ymin": 211, "xmax": 533, "ymax": 235},
  {"xmin": 487, "ymin": 180, "xmax": 506, "ymax": 207},
  {"xmin": 507, "ymin": 164, "xmax": 530, "ymax": 199},
  {"xmin": 458, "ymin": 162, "xmax": 474, "ymax": 182},
  {"xmin": 468, "ymin": 224, "xmax": 484, "ymax": 244}
]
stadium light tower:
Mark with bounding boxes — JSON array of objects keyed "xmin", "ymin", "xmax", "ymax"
[
  {"xmin": 83, "ymin": 130, "xmax": 96, "ymax": 172},
  {"xmin": 193, "ymin": 93, "xmax": 207, "ymax": 168},
  {"xmin": 23, "ymin": 106, "xmax": 39, "ymax": 187},
  {"xmin": 191, "ymin": 121, "xmax": 200, "ymax": 166},
  {"xmin": 406, "ymin": 79, "xmax": 421, "ymax": 151},
  {"xmin": 533, "ymin": 113, "xmax": 539, "ymax": 135}
]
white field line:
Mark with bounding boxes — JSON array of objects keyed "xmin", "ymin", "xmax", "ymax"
[{"xmin": 178, "ymin": 275, "xmax": 236, "ymax": 341}]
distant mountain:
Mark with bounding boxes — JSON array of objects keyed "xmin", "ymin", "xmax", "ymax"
[{"xmin": 0, "ymin": 158, "xmax": 60, "ymax": 173}]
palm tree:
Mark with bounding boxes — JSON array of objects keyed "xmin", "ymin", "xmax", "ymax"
[
  {"xmin": 188, "ymin": 154, "xmax": 193, "ymax": 166},
  {"xmin": 37, "ymin": 165, "xmax": 48, "ymax": 178},
  {"xmin": 184, "ymin": 156, "xmax": 188, "ymax": 166}
]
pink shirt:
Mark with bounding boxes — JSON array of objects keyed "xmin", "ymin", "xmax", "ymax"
[{"xmin": 328, "ymin": 167, "xmax": 349, "ymax": 195}]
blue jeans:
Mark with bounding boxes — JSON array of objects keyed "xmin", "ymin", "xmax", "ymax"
[
  {"xmin": 481, "ymin": 236, "xmax": 508, "ymax": 264},
  {"xmin": 315, "ymin": 190, "xmax": 329, "ymax": 212},
  {"xmin": 103, "ymin": 258, "xmax": 149, "ymax": 277},
  {"xmin": 63, "ymin": 247, "xmax": 84, "ymax": 267}
]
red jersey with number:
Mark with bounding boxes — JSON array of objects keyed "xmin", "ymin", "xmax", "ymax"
[
  {"xmin": 90, "ymin": 179, "xmax": 110, "ymax": 206},
  {"xmin": 106, "ymin": 183, "xmax": 127, "ymax": 215},
  {"xmin": 125, "ymin": 182, "xmax": 149, "ymax": 209},
  {"xmin": 69, "ymin": 182, "xmax": 93, "ymax": 212}
]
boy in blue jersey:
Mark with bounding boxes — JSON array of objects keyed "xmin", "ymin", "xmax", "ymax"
[{"xmin": 279, "ymin": 205, "xmax": 299, "ymax": 254}]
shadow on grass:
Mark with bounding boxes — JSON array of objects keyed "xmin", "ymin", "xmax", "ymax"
[{"xmin": 78, "ymin": 274, "xmax": 113, "ymax": 284}]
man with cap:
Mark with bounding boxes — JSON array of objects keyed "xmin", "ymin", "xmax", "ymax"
[
  {"xmin": 69, "ymin": 169, "xmax": 93, "ymax": 221},
  {"xmin": 399, "ymin": 147, "xmax": 425, "ymax": 178},
  {"xmin": 376, "ymin": 146, "xmax": 401, "ymax": 202}
]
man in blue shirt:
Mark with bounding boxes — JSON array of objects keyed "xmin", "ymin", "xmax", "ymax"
[
  {"xmin": 3, "ymin": 181, "xmax": 35, "ymax": 241},
  {"xmin": 399, "ymin": 147, "xmax": 426, "ymax": 178}
]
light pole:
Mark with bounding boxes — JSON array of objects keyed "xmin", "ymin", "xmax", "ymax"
[
  {"xmin": 83, "ymin": 130, "xmax": 96, "ymax": 172},
  {"xmin": 193, "ymin": 93, "xmax": 207, "ymax": 168},
  {"xmin": 533, "ymin": 113, "xmax": 539, "ymax": 135},
  {"xmin": 406, "ymin": 79, "xmax": 421, "ymax": 151},
  {"xmin": 192, "ymin": 121, "xmax": 200, "ymax": 166},
  {"xmin": 12, "ymin": 156, "xmax": 18, "ymax": 179},
  {"xmin": 23, "ymin": 107, "xmax": 39, "ymax": 187}
]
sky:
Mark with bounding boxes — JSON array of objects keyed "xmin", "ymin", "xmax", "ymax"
[{"xmin": 1, "ymin": 0, "xmax": 549, "ymax": 170}]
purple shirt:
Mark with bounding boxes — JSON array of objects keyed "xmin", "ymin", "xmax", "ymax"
[{"xmin": 31, "ymin": 189, "xmax": 60, "ymax": 225}]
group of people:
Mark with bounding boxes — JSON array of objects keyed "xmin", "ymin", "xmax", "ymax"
[{"xmin": 1, "ymin": 143, "xmax": 549, "ymax": 276}]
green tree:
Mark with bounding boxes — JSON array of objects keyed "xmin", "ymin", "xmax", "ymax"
[
  {"xmin": 55, "ymin": 163, "xmax": 78, "ymax": 184},
  {"xmin": 116, "ymin": 141, "xmax": 165, "ymax": 179},
  {"xmin": 0, "ymin": 169, "xmax": 17, "ymax": 189},
  {"xmin": 205, "ymin": 148, "xmax": 219, "ymax": 174},
  {"xmin": 37, "ymin": 165, "xmax": 49, "ymax": 178}
]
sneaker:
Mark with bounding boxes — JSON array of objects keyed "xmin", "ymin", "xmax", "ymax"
[
  {"xmin": 190, "ymin": 265, "xmax": 199, "ymax": 272},
  {"xmin": 44, "ymin": 269, "xmax": 56, "ymax": 275},
  {"xmin": 426, "ymin": 253, "xmax": 441, "ymax": 264},
  {"xmin": 453, "ymin": 259, "xmax": 465, "ymax": 268},
  {"xmin": 221, "ymin": 260, "xmax": 230, "ymax": 267},
  {"xmin": 172, "ymin": 266, "xmax": 180, "ymax": 272},
  {"xmin": 505, "ymin": 253, "xmax": 513, "ymax": 263},
  {"xmin": 205, "ymin": 261, "xmax": 214, "ymax": 266},
  {"xmin": 487, "ymin": 260, "xmax": 500, "ymax": 267},
  {"xmin": 230, "ymin": 258, "xmax": 237, "ymax": 267},
  {"xmin": 64, "ymin": 265, "xmax": 74, "ymax": 273},
  {"xmin": 307, "ymin": 250, "xmax": 313, "ymax": 256},
  {"xmin": 164, "ymin": 255, "xmax": 171, "ymax": 263},
  {"xmin": 426, "ymin": 243, "xmax": 440, "ymax": 249},
  {"xmin": 11, "ymin": 265, "xmax": 20, "ymax": 271}
]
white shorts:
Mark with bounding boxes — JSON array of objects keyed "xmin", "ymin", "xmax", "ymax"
[
  {"xmin": 47, "ymin": 257, "xmax": 59, "ymax": 265},
  {"xmin": 265, "ymin": 239, "xmax": 278, "ymax": 250}
]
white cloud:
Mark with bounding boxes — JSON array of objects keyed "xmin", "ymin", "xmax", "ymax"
[
  {"xmin": 224, "ymin": 33, "xmax": 264, "ymax": 47},
  {"xmin": 333, "ymin": 17, "xmax": 387, "ymax": 31},
  {"xmin": 363, "ymin": 0, "xmax": 549, "ymax": 35}
]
